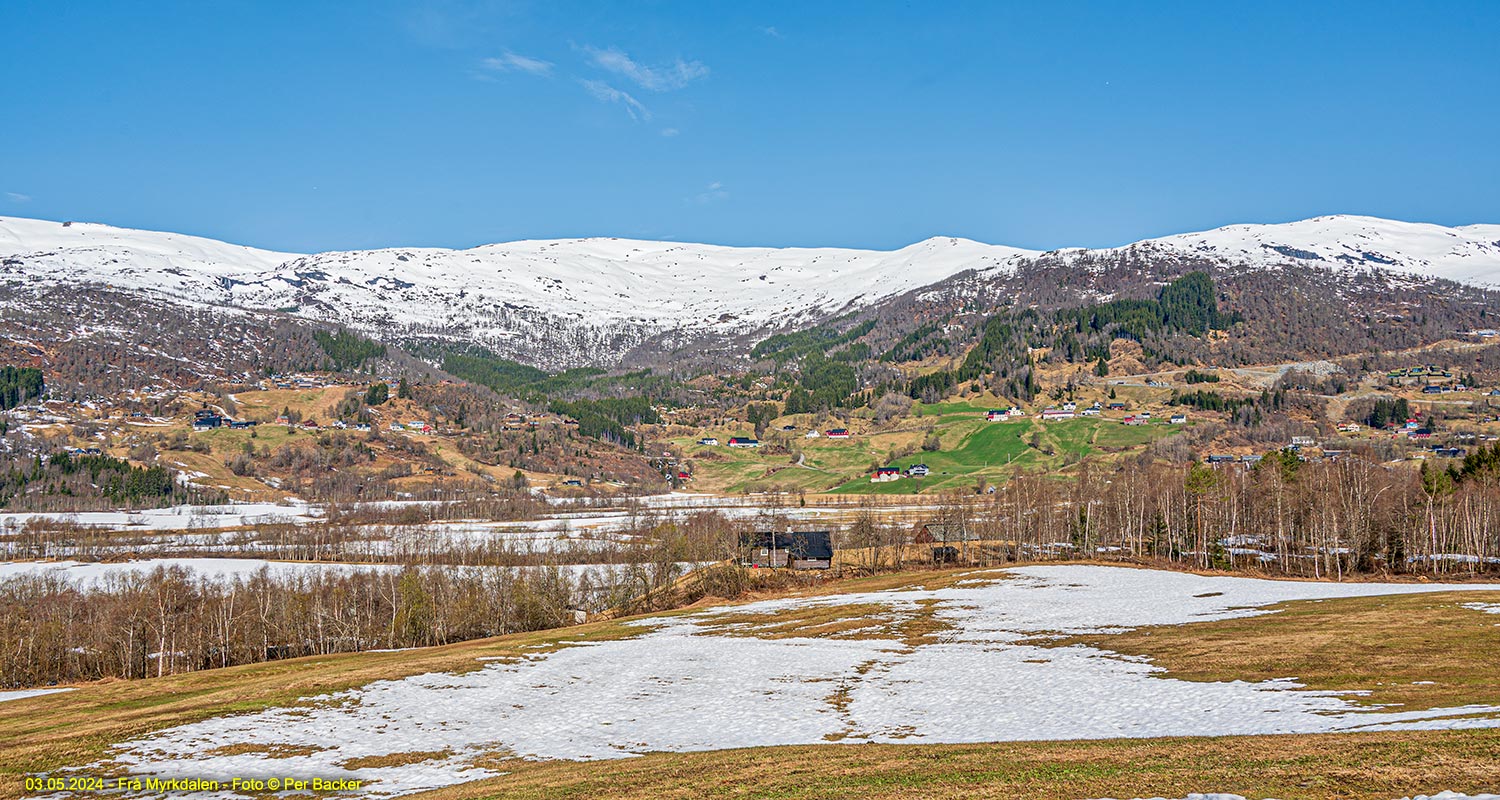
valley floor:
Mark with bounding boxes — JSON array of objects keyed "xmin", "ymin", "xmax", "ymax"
[{"xmin": 7, "ymin": 565, "xmax": 1500, "ymax": 799}]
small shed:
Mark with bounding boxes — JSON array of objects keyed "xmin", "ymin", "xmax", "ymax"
[
  {"xmin": 912, "ymin": 522, "xmax": 974, "ymax": 545},
  {"xmin": 743, "ymin": 530, "xmax": 834, "ymax": 570}
]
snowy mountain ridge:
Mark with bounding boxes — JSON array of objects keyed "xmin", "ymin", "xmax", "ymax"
[
  {"xmin": 3, "ymin": 214, "xmax": 1498, "ymax": 367},
  {"xmin": 1121, "ymin": 215, "xmax": 1500, "ymax": 287}
]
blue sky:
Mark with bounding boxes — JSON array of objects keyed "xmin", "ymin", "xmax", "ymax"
[{"xmin": 2, "ymin": 1, "xmax": 1497, "ymax": 253}]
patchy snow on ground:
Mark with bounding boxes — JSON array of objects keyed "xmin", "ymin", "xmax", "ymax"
[
  {"xmin": 1462, "ymin": 601, "xmax": 1500, "ymax": 615},
  {"xmin": 0, "ymin": 558, "xmax": 397, "ymax": 586},
  {"xmin": 0, "ymin": 687, "xmax": 74, "ymax": 704},
  {"xmin": 0, "ymin": 558, "xmax": 704, "ymax": 589},
  {"xmin": 0, "ymin": 501, "xmax": 316, "ymax": 532},
  {"xmin": 93, "ymin": 566, "xmax": 1500, "ymax": 798}
]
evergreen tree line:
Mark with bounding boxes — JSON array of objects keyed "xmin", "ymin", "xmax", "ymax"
[
  {"xmin": 879, "ymin": 321, "xmax": 945, "ymax": 363},
  {"xmin": 751, "ymin": 320, "xmax": 875, "ymax": 361},
  {"xmin": 548, "ymin": 397, "xmax": 660, "ymax": 448},
  {"xmin": 1054, "ymin": 271, "xmax": 1241, "ymax": 339},
  {"xmin": 1170, "ymin": 389, "xmax": 1259, "ymax": 414},
  {"xmin": 781, "ymin": 351, "xmax": 860, "ymax": 413},
  {"xmin": 312, "ymin": 329, "xmax": 387, "ymax": 371},
  {"xmin": 0, "ymin": 366, "xmax": 44, "ymax": 410},
  {"xmin": 1366, "ymin": 397, "xmax": 1413, "ymax": 429},
  {"xmin": 439, "ymin": 347, "xmax": 548, "ymax": 394},
  {"xmin": 0, "ymin": 452, "xmax": 223, "ymax": 511},
  {"xmin": 892, "ymin": 274, "xmax": 1238, "ymax": 407}
]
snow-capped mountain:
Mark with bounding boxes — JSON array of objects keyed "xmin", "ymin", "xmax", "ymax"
[
  {"xmin": 0, "ymin": 217, "xmax": 1036, "ymax": 366},
  {"xmin": 3, "ymin": 214, "xmax": 1498, "ymax": 368},
  {"xmin": 1119, "ymin": 216, "xmax": 1500, "ymax": 287}
]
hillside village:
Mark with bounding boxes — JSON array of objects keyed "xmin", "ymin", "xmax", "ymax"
[{"xmin": 10, "ymin": 328, "xmax": 1500, "ymax": 505}]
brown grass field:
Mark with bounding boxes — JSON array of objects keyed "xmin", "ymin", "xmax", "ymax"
[
  {"xmin": 402, "ymin": 729, "xmax": 1500, "ymax": 800},
  {"xmin": 4, "ymin": 565, "xmax": 1500, "ymax": 800}
]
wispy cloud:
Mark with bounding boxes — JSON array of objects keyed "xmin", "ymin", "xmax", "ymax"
[
  {"xmin": 480, "ymin": 50, "xmax": 553, "ymax": 76},
  {"xmin": 4, "ymin": 192, "xmax": 30, "ymax": 204},
  {"xmin": 693, "ymin": 181, "xmax": 729, "ymax": 205},
  {"xmin": 760, "ymin": 26, "xmax": 782, "ymax": 38},
  {"xmin": 580, "ymin": 79, "xmax": 650, "ymax": 120},
  {"xmin": 660, "ymin": 127, "xmax": 680, "ymax": 137},
  {"xmin": 583, "ymin": 46, "xmax": 707, "ymax": 92},
  {"xmin": 401, "ymin": 0, "xmax": 512, "ymax": 49}
]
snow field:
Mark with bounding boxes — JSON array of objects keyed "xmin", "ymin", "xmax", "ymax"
[{"xmin": 88, "ymin": 565, "xmax": 1500, "ymax": 798}]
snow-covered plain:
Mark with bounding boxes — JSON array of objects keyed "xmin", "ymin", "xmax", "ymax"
[
  {"xmin": 0, "ymin": 494, "xmax": 901, "ymax": 560},
  {"xmin": 89, "ymin": 565, "xmax": 1500, "ymax": 798},
  {"xmin": 0, "ymin": 501, "xmax": 316, "ymax": 532},
  {"xmin": 0, "ymin": 558, "xmax": 399, "ymax": 586}
]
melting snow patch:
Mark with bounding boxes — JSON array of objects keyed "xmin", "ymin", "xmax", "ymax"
[
  {"xmin": 91, "ymin": 565, "xmax": 1500, "ymax": 798},
  {"xmin": 1087, "ymin": 795, "xmax": 1257, "ymax": 800},
  {"xmin": 0, "ymin": 687, "xmax": 74, "ymax": 703},
  {"xmin": 0, "ymin": 558, "xmax": 398, "ymax": 586}
]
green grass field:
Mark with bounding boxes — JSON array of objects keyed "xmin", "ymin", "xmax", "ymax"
[{"xmin": 674, "ymin": 408, "xmax": 1175, "ymax": 495}]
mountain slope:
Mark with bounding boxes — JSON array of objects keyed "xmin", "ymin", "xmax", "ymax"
[
  {"xmin": 0, "ymin": 216, "xmax": 295, "ymax": 284},
  {"xmin": 4, "ymin": 214, "xmax": 1499, "ymax": 369}
]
